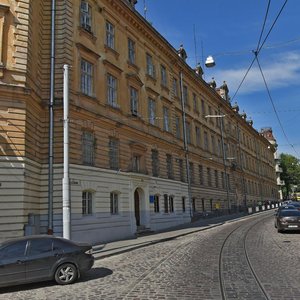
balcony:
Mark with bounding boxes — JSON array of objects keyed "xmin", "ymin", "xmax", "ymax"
[{"xmin": 275, "ymin": 165, "xmax": 283, "ymax": 173}]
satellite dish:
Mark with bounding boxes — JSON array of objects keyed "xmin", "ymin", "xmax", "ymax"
[{"xmin": 205, "ymin": 55, "xmax": 216, "ymax": 68}]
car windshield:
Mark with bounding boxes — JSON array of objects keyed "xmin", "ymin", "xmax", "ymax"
[
  {"xmin": 280, "ymin": 205, "xmax": 295, "ymax": 209},
  {"xmin": 279, "ymin": 210, "xmax": 300, "ymax": 216}
]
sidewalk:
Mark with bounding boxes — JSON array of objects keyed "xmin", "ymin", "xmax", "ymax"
[{"xmin": 92, "ymin": 212, "xmax": 252, "ymax": 260}]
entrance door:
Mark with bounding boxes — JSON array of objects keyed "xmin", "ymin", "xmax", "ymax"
[{"xmin": 134, "ymin": 190, "xmax": 140, "ymax": 226}]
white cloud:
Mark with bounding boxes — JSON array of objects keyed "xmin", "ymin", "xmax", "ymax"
[{"xmin": 207, "ymin": 51, "xmax": 300, "ymax": 95}]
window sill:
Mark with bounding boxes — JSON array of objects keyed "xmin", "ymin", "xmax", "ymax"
[
  {"xmin": 127, "ymin": 61, "xmax": 140, "ymax": 72},
  {"xmin": 78, "ymin": 26, "xmax": 97, "ymax": 43},
  {"xmin": 104, "ymin": 45, "xmax": 120, "ymax": 59},
  {"xmin": 146, "ymin": 73, "xmax": 157, "ymax": 84},
  {"xmin": 106, "ymin": 103, "xmax": 121, "ymax": 111},
  {"xmin": 79, "ymin": 92, "xmax": 97, "ymax": 101}
]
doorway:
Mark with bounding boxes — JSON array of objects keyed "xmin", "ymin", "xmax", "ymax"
[{"xmin": 134, "ymin": 189, "xmax": 140, "ymax": 226}]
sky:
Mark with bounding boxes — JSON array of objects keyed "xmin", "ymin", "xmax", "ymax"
[{"xmin": 135, "ymin": 0, "xmax": 300, "ymax": 159}]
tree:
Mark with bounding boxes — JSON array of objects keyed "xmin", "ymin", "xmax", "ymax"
[{"xmin": 280, "ymin": 153, "xmax": 300, "ymax": 198}]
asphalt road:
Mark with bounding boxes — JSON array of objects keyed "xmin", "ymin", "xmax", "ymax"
[{"xmin": 1, "ymin": 211, "xmax": 300, "ymax": 300}]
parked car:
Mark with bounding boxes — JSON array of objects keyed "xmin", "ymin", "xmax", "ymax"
[
  {"xmin": 0, "ymin": 235, "xmax": 94, "ymax": 288},
  {"xmin": 275, "ymin": 209, "xmax": 300, "ymax": 233},
  {"xmin": 274, "ymin": 204, "xmax": 297, "ymax": 216},
  {"xmin": 289, "ymin": 201, "xmax": 300, "ymax": 208}
]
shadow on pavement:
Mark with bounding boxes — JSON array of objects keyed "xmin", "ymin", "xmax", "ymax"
[
  {"xmin": 79, "ymin": 267, "xmax": 113, "ymax": 282},
  {"xmin": 0, "ymin": 267, "xmax": 113, "ymax": 294}
]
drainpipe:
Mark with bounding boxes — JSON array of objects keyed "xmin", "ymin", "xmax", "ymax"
[
  {"xmin": 179, "ymin": 71, "xmax": 193, "ymax": 219},
  {"xmin": 63, "ymin": 65, "xmax": 71, "ymax": 239},
  {"xmin": 48, "ymin": 0, "xmax": 56, "ymax": 235}
]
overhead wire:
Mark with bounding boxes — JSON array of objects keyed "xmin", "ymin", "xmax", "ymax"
[
  {"xmin": 228, "ymin": 0, "xmax": 299, "ymax": 157},
  {"xmin": 231, "ymin": 0, "xmax": 288, "ymax": 102},
  {"xmin": 255, "ymin": 55, "xmax": 300, "ymax": 157},
  {"xmin": 256, "ymin": 0, "xmax": 271, "ymax": 52}
]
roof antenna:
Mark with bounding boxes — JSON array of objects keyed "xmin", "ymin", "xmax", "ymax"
[
  {"xmin": 193, "ymin": 24, "xmax": 198, "ymax": 67},
  {"xmin": 144, "ymin": 0, "xmax": 147, "ymax": 20}
]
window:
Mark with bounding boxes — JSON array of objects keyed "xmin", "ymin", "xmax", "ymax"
[
  {"xmin": 130, "ymin": 86, "xmax": 138, "ymax": 115},
  {"xmin": 154, "ymin": 195, "xmax": 159, "ymax": 213},
  {"xmin": 193, "ymin": 93, "xmax": 198, "ymax": 112},
  {"xmin": 128, "ymin": 38, "xmax": 135, "ymax": 64},
  {"xmin": 186, "ymin": 122, "xmax": 191, "ymax": 144},
  {"xmin": 175, "ymin": 116, "xmax": 181, "ymax": 139},
  {"xmin": 215, "ymin": 170, "xmax": 219, "ymax": 188},
  {"xmin": 164, "ymin": 194, "xmax": 168, "ymax": 213},
  {"xmin": 82, "ymin": 191, "xmax": 93, "ymax": 215},
  {"xmin": 106, "ymin": 21, "xmax": 115, "ymax": 49},
  {"xmin": 189, "ymin": 162, "xmax": 194, "ymax": 184},
  {"xmin": 199, "ymin": 165, "xmax": 204, "ymax": 185},
  {"xmin": 1, "ymin": 241, "xmax": 27, "ymax": 259},
  {"xmin": 110, "ymin": 192, "xmax": 119, "ymax": 214},
  {"xmin": 227, "ymin": 174, "xmax": 231, "ymax": 190},
  {"xmin": 81, "ymin": 59, "xmax": 93, "ymax": 96},
  {"xmin": 169, "ymin": 196, "xmax": 174, "ymax": 213},
  {"xmin": 221, "ymin": 172, "xmax": 225, "ymax": 189},
  {"xmin": 204, "ymin": 131, "xmax": 209, "ymax": 151},
  {"xmin": 151, "ymin": 149, "xmax": 159, "ymax": 177},
  {"xmin": 195, "ymin": 126, "xmax": 201, "ymax": 147},
  {"xmin": 107, "ymin": 73, "xmax": 118, "ymax": 107},
  {"xmin": 179, "ymin": 159, "xmax": 185, "ymax": 182},
  {"xmin": 217, "ymin": 139, "xmax": 222, "ymax": 157},
  {"xmin": 163, "ymin": 106, "xmax": 170, "ymax": 132},
  {"xmin": 192, "ymin": 198, "xmax": 196, "ymax": 212},
  {"xmin": 133, "ymin": 154, "xmax": 141, "ymax": 172},
  {"xmin": 109, "ymin": 138, "xmax": 119, "ymax": 170},
  {"xmin": 201, "ymin": 99, "xmax": 206, "ymax": 117},
  {"xmin": 211, "ymin": 135, "xmax": 216, "ymax": 154},
  {"xmin": 183, "ymin": 85, "xmax": 188, "ymax": 106},
  {"xmin": 166, "ymin": 154, "xmax": 173, "ymax": 179},
  {"xmin": 82, "ymin": 131, "xmax": 95, "ymax": 165},
  {"xmin": 173, "ymin": 77, "xmax": 178, "ymax": 97},
  {"xmin": 207, "ymin": 167, "xmax": 212, "ymax": 187},
  {"xmin": 161, "ymin": 65, "xmax": 167, "ymax": 86},
  {"xmin": 182, "ymin": 197, "xmax": 186, "ymax": 212},
  {"xmin": 208, "ymin": 105, "xmax": 212, "ymax": 117},
  {"xmin": 146, "ymin": 53, "xmax": 155, "ymax": 77},
  {"xmin": 29, "ymin": 239, "xmax": 53, "ymax": 256},
  {"xmin": 148, "ymin": 98, "xmax": 156, "ymax": 125},
  {"xmin": 80, "ymin": 1, "xmax": 92, "ymax": 32}
]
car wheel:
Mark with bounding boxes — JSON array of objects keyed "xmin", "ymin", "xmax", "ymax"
[
  {"xmin": 277, "ymin": 228, "xmax": 283, "ymax": 233},
  {"xmin": 54, "ymin": 263, "xmax": 78, "ymax": 285}
]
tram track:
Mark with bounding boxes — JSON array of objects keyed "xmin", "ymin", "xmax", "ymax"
[{"xmin": 218, "ymin": 214, "xmax": 272, "ymax": 300}]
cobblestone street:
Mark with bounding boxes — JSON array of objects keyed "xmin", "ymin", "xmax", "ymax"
[{"xmin": 1, "ymin": 212, "xmax": 300, "ymax": 300}]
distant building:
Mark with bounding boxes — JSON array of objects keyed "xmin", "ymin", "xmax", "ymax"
[
  {"xmin": 260, "ymin": 127, "xmax": 284, "ymax": 200},
  {"xmin": 0, "ymin": 0, "xmax": 278, "ymax": 243}
]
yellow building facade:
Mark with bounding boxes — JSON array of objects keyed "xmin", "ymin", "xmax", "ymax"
[{"xmin": 0, "ymin": 0, "xmax": 278, "ymax": 243}]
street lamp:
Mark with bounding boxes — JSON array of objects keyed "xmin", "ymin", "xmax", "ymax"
[
  {"xmin": 205, "ymin": 113, "xmax": 231, "ymax": 213},
  {"xmin": 205, "ymin": 55, "xmax": 216, "ymax": 68}
]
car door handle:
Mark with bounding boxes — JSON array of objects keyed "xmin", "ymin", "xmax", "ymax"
[{"xmin": 17, "ymin": 260, "xmax": 25, "ymax": 264}]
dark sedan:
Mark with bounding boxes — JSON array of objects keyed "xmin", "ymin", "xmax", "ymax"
[
  {"xmin": 0, "ymin": 235, "xmax": 94, "ymax": 288},
  {"xmin": 275, "ymin": 210, "xmax": 300, "ymax": 233},
  {"xmin": 274, "ymin": 204, "xmax": 297, "ymax": 216}
]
